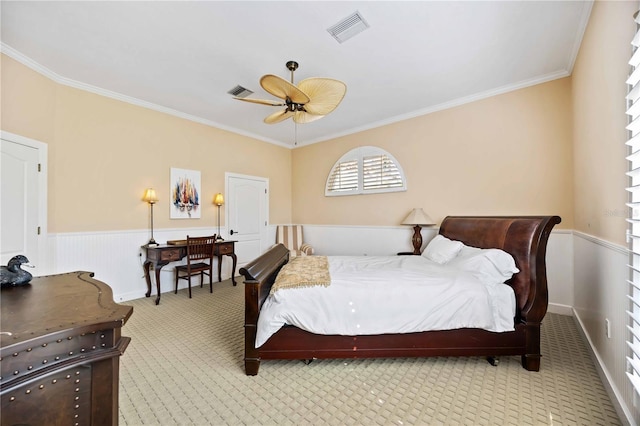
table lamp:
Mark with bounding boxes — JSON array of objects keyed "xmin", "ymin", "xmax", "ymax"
[
  {"xmin": 213, "ymin": 193, "xmax": 224, "ymax": 241},
  {"xmin": 401, "ymin": 208, "xmax": 435, "ymax": 255},
  {"xmin": 142, "ymin": 188, "xmax": 159, "ymax": 246}
]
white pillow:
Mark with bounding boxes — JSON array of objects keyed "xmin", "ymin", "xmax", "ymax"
[
  {"xmin": 447, "ymin": 245, "xmax": 519, "ymax": 285},
  {"xmin": 422, "ymin": 235, "xmax": 463, "ymax": 264}
]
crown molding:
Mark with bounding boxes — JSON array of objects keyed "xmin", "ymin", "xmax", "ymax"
[
  {"xmin": 565, "ymin": 0, "xmax": 594, "ymax": 73},
  {"xmin": 2, "ymin": 39, "xmax": 578, "ymax": 151},
  {"xmin": 1, "ymin": 43, "xmax": 292, "ymax": 149},
  {"xmin": 296, "ymin": 69, "xmax": 570, "ymax": 148}
]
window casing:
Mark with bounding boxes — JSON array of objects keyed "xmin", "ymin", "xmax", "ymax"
[{"xmin": 325, "ymin": 146, "xmax": 407, "ymax": 196}]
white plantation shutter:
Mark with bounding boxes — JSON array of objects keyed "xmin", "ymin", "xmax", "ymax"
[
  {"xmin": 325, "ymin": 146, "xmax": 406, "ymax": 196},
  {"xmin": 626, "ymin": 10, "xmax": 640, "ymax": 395},
  {"xmin": 327, "ymin": 159, "xmax": 358, "ymax": 192},
  {"xmin": 362, "ymin": 154, "xmax": 404, "ymax": 190}
]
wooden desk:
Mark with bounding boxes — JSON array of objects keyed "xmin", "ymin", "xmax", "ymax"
[
  {"xmin": 1, "ymin": 271, "xmax": 132, "ymax": 426},
  {"xmin": 143, "ymin": 240, "xmax": 237, "ymax": 305},
  {"xmin": 213, "ymin": 241, "xmax": 237, "ymax": 286}
]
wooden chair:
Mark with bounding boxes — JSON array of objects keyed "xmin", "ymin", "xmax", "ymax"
[{"xmin": 174, "ymin": 235, "xmax": 216, "ymax": 298}]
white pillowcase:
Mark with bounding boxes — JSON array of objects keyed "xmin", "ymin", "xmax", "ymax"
[
  {"xmin": 422, "ymin": 235, "xmax": 463, "ymax": 264},
  {"xmin": 447, "ymin": 245, "xmax": 520, "ymax": 285}
]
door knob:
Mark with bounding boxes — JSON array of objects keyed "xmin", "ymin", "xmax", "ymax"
[{"xmin": 230, "ymin": 229, "xmax": 236, "ymax": 235}]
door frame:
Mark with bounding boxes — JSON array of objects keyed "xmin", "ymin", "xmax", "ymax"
[
  {"xmin": 1, "ymin": 130, "xmax": 48, "ymax": 274},
  {"xmin": 225, "ymin": 172, "xmax": 269, "ymax": 257}
]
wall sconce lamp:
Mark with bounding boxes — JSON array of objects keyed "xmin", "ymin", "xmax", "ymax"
[
  {"xmin": 213, "ymin": 193, "xmax": 225, "ymax": 241},
  {"xmin": 401, "ymin": 208, "xmax": 435, "ymax": 255},
  {"xmin": 142, "ymin": 188, "xmax": 159, "ymax": 246}
]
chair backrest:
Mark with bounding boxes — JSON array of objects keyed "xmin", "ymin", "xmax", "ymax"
[
  {"xmin": 276, "ymin": 225, "xmax": 304, "ymax": 251},
  {"xmin": 185, "ymin": 235, "xmax": 216, "ymax": 262}
]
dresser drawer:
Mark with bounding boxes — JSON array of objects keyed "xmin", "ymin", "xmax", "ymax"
[
  {"xmin": 1, "ymin": 330, "xmax": 114, "ymax": 385},
  {"xmin": 2, "ymin": 364, "xmax": 92, "ymax": 426}
]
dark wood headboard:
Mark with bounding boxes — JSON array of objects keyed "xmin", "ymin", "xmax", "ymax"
[{"xmin": 439, "ymin": 215, "xmax": 561, "ymax": 324}]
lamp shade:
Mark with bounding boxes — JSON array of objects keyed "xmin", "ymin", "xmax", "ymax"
[
  {"xmin": 213, "ymin": 193, "xmax": 224, "ymax": 206},
  {"xmin": 401, "ymin": 208, "xmax": 435, "ymax": 226},
  {"xmin": 142, "ymin": 188, "xmax": 158, "ymax": 204}
]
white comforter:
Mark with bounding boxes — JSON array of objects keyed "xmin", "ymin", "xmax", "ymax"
[{"xmin": 255, "ymin": 255, "xmax": 516, "ymax": 347}]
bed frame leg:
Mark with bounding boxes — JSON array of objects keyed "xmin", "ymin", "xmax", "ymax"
[
  {"xmin": 245, "ymin": 358, "xmax": 260, "ymax": 376},
  {"xmin": 302, "ymin": 359, "xmax": 314, "ymax": 365},
  {"xmin": 521, "ymin": 354, "xmax": 541, "ymax": 371},
  {"xmin": 486, "ymin": 356, "xmax": 499, "ymax": 366}
]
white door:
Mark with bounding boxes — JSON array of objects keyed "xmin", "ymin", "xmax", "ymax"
[
  {"xmin": 226, "ymin": 173, "xmax": 268, "ymax": 269},
  {"xmin": 1, "ymin": 137, "xmax": 43, "ymax": 273}
]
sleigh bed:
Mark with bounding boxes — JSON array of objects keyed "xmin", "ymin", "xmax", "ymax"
[{"xmin": 239, "ymin": 215, "xmax": 561, "ymax": 376}]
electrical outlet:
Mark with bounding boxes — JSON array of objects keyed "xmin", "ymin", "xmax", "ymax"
[{"xmin": 605, "ymin": 318, "xmax": 611, "ymax": 339}]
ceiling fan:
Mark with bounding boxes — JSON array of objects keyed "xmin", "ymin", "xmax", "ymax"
[{"xmin": 235, "ymin": 61, "xmax": 347, "ymax": 124}]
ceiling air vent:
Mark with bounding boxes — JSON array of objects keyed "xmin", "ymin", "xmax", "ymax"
[
  {"xmin": 327, "ymin": 11, "xmax": 369, "ymax": 44},
  {"xmin": 227, "ymin": 85, "xmax": 253, "ymax": 98}
]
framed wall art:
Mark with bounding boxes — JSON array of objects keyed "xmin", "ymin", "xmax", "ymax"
[{"xmin": 170, "ymin": 168, "xmax": 201, "ymax": 219}]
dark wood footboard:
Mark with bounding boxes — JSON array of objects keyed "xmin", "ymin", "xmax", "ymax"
[
  {"xmin": 240, "ymin": 215, "xmax": 561, "ymax": 375},
  {"xmin": 240, "ymin": 244, "xmax": 289, "ymax": 375}
]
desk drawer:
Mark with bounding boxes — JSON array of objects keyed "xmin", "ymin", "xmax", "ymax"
[
  {"xmin": 216, "ymin": 243, "xmax": 233, "ymax": 255},
  {"xmin": 160, "ymin": 248, "xmax": 182, "ymax": 261}
]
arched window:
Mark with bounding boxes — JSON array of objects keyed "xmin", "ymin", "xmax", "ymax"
[{"xmin": 325, "ymin": 146, "xmax": 407, "ymax": 196}]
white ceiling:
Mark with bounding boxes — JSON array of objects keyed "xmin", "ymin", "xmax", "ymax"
[{"xmin": 1, "ymin": 1, "xmax": 593, "ymax": 148}]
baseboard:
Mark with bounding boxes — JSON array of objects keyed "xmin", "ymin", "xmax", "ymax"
[
  {"xmin": 572, "ymin": 309, "xmax": 635, "ymax": 426},
  {"xmin": 548, "ymin": 302, "xmax": 573, "ymax": 316},
  {"xmin": 116, "ymin": 290, "xmax": 147, "ymax": 303}
]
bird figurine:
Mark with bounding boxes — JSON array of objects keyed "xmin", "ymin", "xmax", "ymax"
[{"xmin": 1, "ymin": 255, "xmax": 34, "ymax": 287}]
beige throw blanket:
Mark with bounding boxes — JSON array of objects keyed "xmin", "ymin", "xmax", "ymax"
[{"xmin": 270, "ymin": 256, "xmax": 331, "ymax": 295}]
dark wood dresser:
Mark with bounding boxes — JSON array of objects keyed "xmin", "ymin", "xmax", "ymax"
[{"xmin": 0, "ymin": 271, "xmax": 133, "ymax": 425}]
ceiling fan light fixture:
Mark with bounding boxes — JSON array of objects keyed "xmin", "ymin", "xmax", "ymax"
[{"xmin": 327, "ymin": 11, "xmax": 369, "ymax": 44}]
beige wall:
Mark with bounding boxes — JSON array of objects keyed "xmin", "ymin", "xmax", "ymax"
[
  {"xmin": 1, "ymin": 54, "xmax": 292, "ymax": 233},
  {"xmin": 8, "ymin": 7, "xmax": 627, "ymax": 237},
  {"xmin": 292, "ymin": 78, "xmax": 574, "ymax": 228},
  {"xmin": 570, "ymin": 3, "xmax": 639, "ymax": 423},
  {"xmin": 572, "ymin": 0, "xmax": 635, "ymax": 247},
  {"xmin": 1, "ymin": 55, "xmax": 57, "ymax": 143}
]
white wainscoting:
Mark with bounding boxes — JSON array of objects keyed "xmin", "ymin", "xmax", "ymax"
[
  {"xmin": 45, "ymin": 225, "xmax": 573, "ymax": 309},
  {"xmin": 303, "ymin": 224, "xmax": 438, "ymax": 256},
  {"xmin": 546, "ymin": 230, "xmax": 574, "ymax": 315},
  {"xmin": 46, "ymin": 227, "xmax": 233, "ymax": 302},
  {"xmin": 303, "ymin": 225, "xmax": 574, "ymax": 312},
  {"xmin": 573, "ymin": 232, "xmax": 638, "ymax": 425}
]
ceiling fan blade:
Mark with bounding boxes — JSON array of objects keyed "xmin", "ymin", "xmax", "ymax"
[
  {"xmin": 264, "ymin": 109, "xmax": 294, "ymax": 124},
  {"xmin": 234, "ymin": 97, "xmax": 285, "ymax": 106},
  {"xmin": 297, "ymin": 78, "xmax": 347, "ymax": 115},
  {"xmin": 260, "ymin": 74, "xmax": 310, "ymax": 104},
  {"xmin": 293, "ymin": 111, "xmax": 325, "ymax": 124}
]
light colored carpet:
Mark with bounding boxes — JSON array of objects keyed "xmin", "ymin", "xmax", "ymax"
[{"xmin": 118, "ymin": 279, "xmax": 620, "ymax": 425}]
